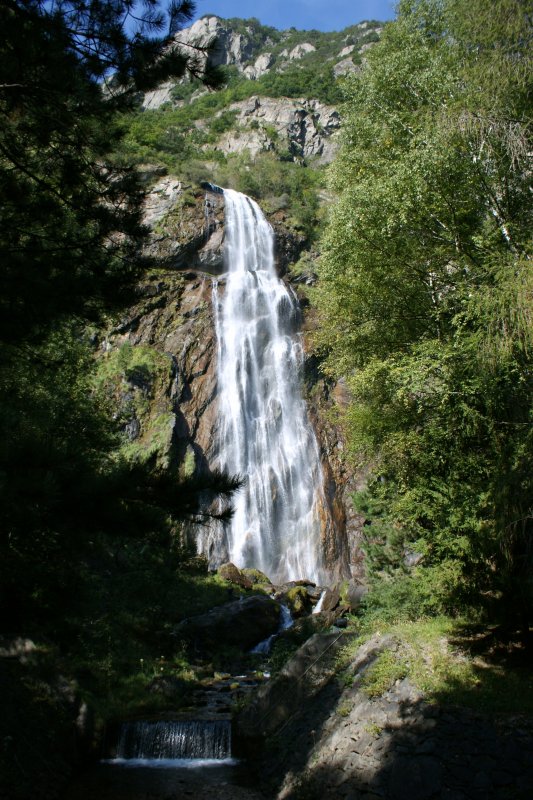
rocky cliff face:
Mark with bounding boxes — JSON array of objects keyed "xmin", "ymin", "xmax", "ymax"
[
  {"xmin": 142, "ymin": 15, "xmax": 282, "ymax": 109},
  {"xmin": 96, "ymin": 178, "xmax": 363, "ymax": 580},
  {"xmin": 236, "ymin": 633, "xmax": 533, "ymax": 800},
  {"xmin": 98, "ymin": 184, "xmax": 224, "ymax": 473},
  {"xmin": 177, "ymin": 16, "xmax": 259, "ymax": 72},
  {"xmin": 141, "ymin": 15, "xmax": 382, "ymax": 110},
  {"xmin": 210, "ymin": 95, "xmax": 340, "ymax": 164}
]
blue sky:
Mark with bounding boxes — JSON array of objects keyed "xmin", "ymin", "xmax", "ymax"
[{"xmin": 191, "ymin": 1, "xmax": 396, "ymax": 31}]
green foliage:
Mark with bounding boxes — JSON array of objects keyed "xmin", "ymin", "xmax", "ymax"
[
  {"xmin": 67, "ymin": 556, "xmax": 239, "ymax": 715},
  {"xmin": 0, "ymin": 21, "xmax": 246, "ymax": 795},
  {"xmin": 94, "ymin": 342, "xmax": 178, "ymax": 464},
  {"xmin": 115, "ymin": 20, "xmax": 386, "ymax": 171},
  {"xmin": 360, "ymin": 563, "xmax": 469, "ymax": 624},
  {"xmin": 0, "ymin": 652, "xmax": 76, "ymax": 800},
  {"xmin": 206, "ymin": 109, "xmax": 239, "ymax": 138},
  {"xmin": 0, "ymin": 1, "xmax": 217, "ymax": 343},
  {"xmin": 253, "ymin": 63, "xmax": 343, "ymax": 106},
  {"xmin": 360, "ymin": 649, "xmax": 408, "ymax": 697},
  {"xmin": 315, "ymin": 0, "xmax": 533, "ymax": 624},
  {"xmin": 355, "ymin": 616, "xmax": 533, "ymax": 715}
]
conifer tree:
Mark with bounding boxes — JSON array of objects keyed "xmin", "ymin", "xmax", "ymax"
[{"xmin": 0, "ymin": 1, "xmax": 230, "ymax": 633}]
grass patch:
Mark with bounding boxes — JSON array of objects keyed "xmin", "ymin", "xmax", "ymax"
[
  {"xmin": 349, "ymin": 613, "xmax": 533, "ymax": 714},
  {"xmin": 360, "ymin": 648, "xmax": 408, "ymax": 698},
  {"xmin": 337, "ymin": 701, "xmax": 352, "ymax": 717},
  {"xmin": 398, "ymin": 619, "xmax": 533, "ymax": 714}
]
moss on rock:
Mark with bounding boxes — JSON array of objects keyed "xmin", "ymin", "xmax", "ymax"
[
  {"xmin": 285, "ymin": 586, "xmax": 312, "ymax": 617},
  {"xmin": 218, "ymin": 562, "xmax": 253, "ymax": 590}
]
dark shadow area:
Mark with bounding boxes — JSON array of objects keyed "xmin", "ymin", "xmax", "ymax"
[
  {"xmin": 62, "ymin": 759, "xmax": 265, "ymax": 800},
  {"xmin": 240, "ymin": 635, "xmax": 533, "ymax": 800},
  {"xmin": 437, "ymin": 624, "xmax": 533, "ymax": 714}
]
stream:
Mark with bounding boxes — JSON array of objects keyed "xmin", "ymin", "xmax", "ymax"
[{"xmin": 63, "ymin": 759, "xmax": 265, "ymax": 800}]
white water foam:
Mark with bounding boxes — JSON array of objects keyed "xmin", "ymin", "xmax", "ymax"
[
  {"xmin": 116, "ymin": 719, "xmax": 231, "ymax": 761},
  {"xmin": 103, "ymin": 758, "xmax": 239, "ymax": 769},
  {"xmin": 203, "ymin": 189, "xmax": 326, "ymax": 583}
]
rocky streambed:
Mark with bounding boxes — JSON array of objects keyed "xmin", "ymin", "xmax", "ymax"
[{"xmin": 61, "ymin": 566, "xmax": 533, "ymax": 800}]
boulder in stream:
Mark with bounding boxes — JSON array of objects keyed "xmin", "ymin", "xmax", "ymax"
[
  {"xmin": 241, "ymin": 567, "xmax": 273, "ymax": 589},
  {"xmin": 283, "ymin": 585, "xmax": 312, "ymax": 617},
  {"xmin": 217, "ymin": 562, "xmax": 253, "ymax": 589},
  {"xmin": 174, "ymin": 595, "xmax": 281, "ymax": 652}
]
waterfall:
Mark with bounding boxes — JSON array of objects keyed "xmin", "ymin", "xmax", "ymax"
[
  {"xmin": 312, "ymin": 589, "xmax": 327, "ymax": 614},
  {"xmin": 207, "ymin": 189, "xmax": 326, "ymax": 583},
  {"xmin": 116, "ymin": 720, "xmax": 231, "ymax": 761},
  {"xmin": 251, "ymin": 603, "xmax": 294, "ymax": 655}
]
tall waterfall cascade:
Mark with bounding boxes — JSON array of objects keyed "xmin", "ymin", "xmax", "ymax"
[{"xmin": 204, "ymin": 188, "xmax": 328, "ymax": 583}]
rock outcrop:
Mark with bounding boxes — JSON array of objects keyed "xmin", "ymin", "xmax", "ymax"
[
  {"xmin": 244, "ymin": 52, "xmax": 274, "ymax": 79},
  {"xmin": 212, "ymin": 96, "xmax": 340, "ymax": 163},
  {"xmin": 174, "ymin": 595, "xmax": 282, "ymax": 652},
  {"xmin": 237, "ymin": 633, "xmax": 533, "ymax": 800},
  {"xmin": 140, "ymin": 16, "xmax": 382, "ymax": 110},
  {"xmin": 237, "ymin": 631, "xmax": 351, "ymax": 741},
  {"xmin": 142, "ymin": 16, "xmax": 262, "ymax": 108},
  {"xmin": 174, "ymin": 16, "xmax": 257, "ymax": 71},
  {"xmin": 288, "ymin": 42, "xmax": 316, "ymax": 60},
  {"xmin": 333, "ymin": 57, "xmax": 359, "ymax": 77},
  {"xmin": 218, "ymin": 562, "xmax": 254, "ymax": 590}
]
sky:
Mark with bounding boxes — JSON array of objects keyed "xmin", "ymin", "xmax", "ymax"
[{"xmin": 190, "ymin": 1, "xmax": 396, "ymax": 32}]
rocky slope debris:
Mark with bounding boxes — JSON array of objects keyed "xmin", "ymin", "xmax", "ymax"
[{"xmin": 237, "ymin": 633, "xmax": 533, "ymax": 800}]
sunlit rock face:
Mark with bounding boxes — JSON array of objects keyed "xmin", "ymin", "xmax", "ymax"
[
  {"xmin": 213, "ymin": 96, "xmax": 340, "ymax": 164},
  {"xmin": 102, "ymin": 182, "xmax": 354, "ymax": 581},
  {"xmin": 175, "ymin": 16, "xmax": 256, "ymax": 71}
]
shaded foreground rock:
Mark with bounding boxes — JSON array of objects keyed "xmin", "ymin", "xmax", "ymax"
[
  {"xmin": 237, "ymin": 633, "xmax": 533, "ymax": 800},
  {"xmin": 63, "ymin": 759, "xmax": 268, "ymax": 800},
  {"xmin": 174, "ymin": 595, "xmax": 281, "ymax": 653},
  {"xmin": 237, "ymin": 631, "xmax": 353, "ymax": 741}
]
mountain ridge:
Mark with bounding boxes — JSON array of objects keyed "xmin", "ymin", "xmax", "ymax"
[{"xmin": 142, "ymin": 14, "xmax": 383, "ymax": 110}]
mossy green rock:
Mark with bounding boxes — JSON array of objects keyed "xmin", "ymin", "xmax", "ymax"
[
  {"xmin": 241, "ymin": 568, "xmax": 273, "ymax": 586},
  {"xmin": 218, "ymin": 562, "xmax": 253, "ymax": 590},
  {"xmin": 285, "ymin": 586, "xmax": 312, "ymax": 618}
]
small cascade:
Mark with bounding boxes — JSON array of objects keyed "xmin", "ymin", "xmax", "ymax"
[
  {"xmin": 116, "ymin": 719, "xmax": 231, "ymax": 761},
  {"xmin": 313, "ymin": 589, "xmax": 327, "ymax": 614},
  {"xmin": 251, "ymin": 603, "xmax": 294, "ymax": 655},
  {"xmin": 279, "ymin": 603, "xmax": 294, "ymax": 631}
]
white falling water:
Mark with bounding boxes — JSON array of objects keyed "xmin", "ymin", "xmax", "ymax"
[
  {"xmin": 251, "ymin": 603, "xmax": 294, "ymax": 655},
  {"xmin": 209, "ymin": 189, "xmax": 326, "ymax": 583},
  {"xmin": 312, "ymin": 589, "xmax": 327, "ymax": 614},
  {"xmin": 116, "ymin": 719, "xmax": 231, "ymax": 760}
]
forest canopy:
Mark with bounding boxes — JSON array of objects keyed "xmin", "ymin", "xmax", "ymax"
[{"xmin": 0, "ymin": 0, "xmax": 230, "ymax": 635}]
